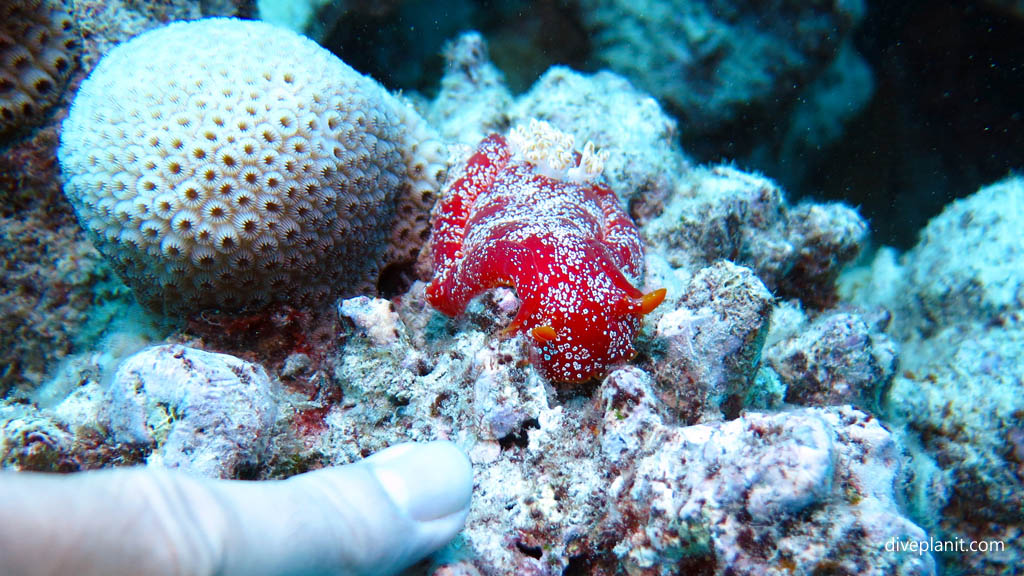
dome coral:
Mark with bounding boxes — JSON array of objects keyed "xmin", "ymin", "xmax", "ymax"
[
  {"xmin": 58, "ymin": 18, "xmax": 446, "ymax": 315},
  {"xmin": 0, "ymin": 0, "xmax": 78, "ymax": 143}
]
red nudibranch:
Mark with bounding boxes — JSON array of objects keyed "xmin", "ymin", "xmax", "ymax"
[{"xmin": 426, "ymin": 121, "xmax": 666, "ymax": 383}]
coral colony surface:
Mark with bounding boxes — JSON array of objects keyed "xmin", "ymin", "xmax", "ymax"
[{"xmin": 1, "ymin": 2, "xmax": 1021, "ymax": 576}]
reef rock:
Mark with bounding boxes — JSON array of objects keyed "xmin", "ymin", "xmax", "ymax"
[
  {"xmin": 650, "ymin": 261, "xmax": 774, "ymax": 424},
  {"xmin": 102, "ymin": 344, "xmax": 278, "ymax": 478},
  {"xmin": 578, "ymin": 0, "xmax": 865, "ymax": 135},
  {"xmin": 646, "ymin": 165, "xmax": 867, "ymax": 308},
  {"xmin": 900, "ymin": 176, "xmax": 1024, "ymax": 334},
  {"xmin": 608, "ymin": 401, "xmax": 934, "ymax": 576},
  {"xmin": 765, "ymin": 308, "xmax": 897, "ymax": 413}
]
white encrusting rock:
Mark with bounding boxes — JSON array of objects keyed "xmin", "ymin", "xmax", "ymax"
[{"xmin": 102, "ymin": 344, "xmax": 278, "ymax": 478}]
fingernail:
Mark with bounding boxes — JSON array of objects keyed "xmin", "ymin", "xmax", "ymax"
[{"xmin": 367, "ymin": 441, "xmax": 473, "ymax": 523}]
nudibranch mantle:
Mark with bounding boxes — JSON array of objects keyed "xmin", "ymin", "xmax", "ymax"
[{"xmin": 426, "ymin": 120, "xmax": 666, "ymax": 382}]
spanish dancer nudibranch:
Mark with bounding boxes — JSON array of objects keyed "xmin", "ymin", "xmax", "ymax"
[{"xmin": 426, "ymin": 120, "xmax": 666, "ymax": 383}]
